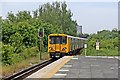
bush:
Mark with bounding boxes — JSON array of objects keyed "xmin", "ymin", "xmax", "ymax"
[
  {"xmin": 22, "ymin": 47, "xmax": 39, "ymax": 59},
  {"xmin": 2, "ymin": 42, "xmax": 39, "ymax": 65},
  {"xmin": 2, "ymin": 44, "xmax": 14, "ymax": 65},
  {"xmin": 11, "ymin": 53, "xmax": 23, "ymax": 64}
]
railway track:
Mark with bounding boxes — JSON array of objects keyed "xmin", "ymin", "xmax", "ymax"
[{"xmin": 3, "ymin": 59, "xmax": 56, "ymax": 80}]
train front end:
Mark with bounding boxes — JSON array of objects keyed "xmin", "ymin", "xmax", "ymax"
[{"xmin": 48, "ymin": 34, "xmax": 68, "ymax": 58}]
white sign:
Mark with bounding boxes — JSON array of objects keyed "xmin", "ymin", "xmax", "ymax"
[
  {"xmin": 96, "ymin": 42, "xmax": 100, "ymax": 46},
  {"xmin": 84, "ymin": 44, "xmax": 87, "ymax": 48},
  {"xmin": 96, "ymin": 42, "xmax": 100, "ymax": 50}
]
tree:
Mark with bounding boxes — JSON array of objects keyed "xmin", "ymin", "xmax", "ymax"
[
  {"xmin": 112, "ymin": 28, "xmax": 118, "ymax": 32},
  {"xmin": 1, "ymin": 2, "xmax": 79, "ymax": 65},
  {"xmin": 88, "ymin": 29, "xmax": 118, "ymax": 49},
  {"xmin": 9, "ymin": 32, "xmax": 24, "ymax": 53},
  {"xmin": 16, "ymin": 11, "xmax": 32, "ymax": 22},
  {"xmin": 36, "ymin": 1, "xmax": 77, "ymax": 35},
  {"xmin": 0, "ymin": 17, "xmax": 2, "ymax": 41}
]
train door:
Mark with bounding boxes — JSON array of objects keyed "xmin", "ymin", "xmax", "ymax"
[{"xmin": 55, "ymin": 37, "xmax": 61, "ymax": 52}]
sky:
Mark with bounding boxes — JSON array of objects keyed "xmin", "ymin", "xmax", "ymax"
[{"xmin": 0, "ymin": 0, "xmax": 119, "ymax": 34}]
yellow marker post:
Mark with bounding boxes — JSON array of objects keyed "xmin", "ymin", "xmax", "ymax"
[
  {"xmin": 96, "ymin": 46, "xmax": 99, "ymax": 50},
  {"xmin": 96, "ymin": 40, "xmax": 100, "ymax": 56}
]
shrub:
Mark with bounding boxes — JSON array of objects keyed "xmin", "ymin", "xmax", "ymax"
[
  {"xmin": 2, "ymin": 44, "xmax": 14, "ymax": 65},
  {"xmin": 22, "ymin": 47, "xmax": 39, "ymax": 59}
]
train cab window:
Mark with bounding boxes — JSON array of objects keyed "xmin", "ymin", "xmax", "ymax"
[
  {"xmin": 50, "ymin": 36, "xmax": 55, "ymax": 44},
  {"xmin": 56, "ymin": 37, "xmax": 62, "ymax": 44},
  {"xmin": 50, "ymin": 36, "xmax": 62, "ymax": 44},
  {"xmin": 49, "ymin": 36, "xmax": 67, "ymax": 44},
  {"xmin": 62, "ymin": 36, "xmax": 67, "ymax": 44}
]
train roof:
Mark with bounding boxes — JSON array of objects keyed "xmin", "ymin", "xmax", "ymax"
[
  {"xmin": 48, "ymin": 34, "xmax": 87, "ymax": 40},
  {"xmin": 67, "ymin": 35, "xmax": 87, "ymax": 40},
  {"xmin": 48, "ymin": 34, "xmax": 67, "ymax": 36}
]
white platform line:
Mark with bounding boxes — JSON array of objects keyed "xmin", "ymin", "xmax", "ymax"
[
  {"xmin": 72, "ymin": 58, "xmax": 78, "ymax": 60},
  {"xmin": 114, "ymin": 56, "xmax": 118, "ymax": 58},
  {"xmin": 91, "ymin": 65, "xmax": 99, "ymax": 67},
  {"xmin": 63, "ymin": 65, "xmax": 72, "ymax": 67},
  {"xmin": 114, "ymin": 56, "xmax": 120, "ymax": 60},
  {"xmin": 101, "ymin": 56, "xmax": 108, "ymax": 58},
  {"xmin": 108, "ymin": 57, "xmax": 114, "ymax": 58},
  {"xmin": 54, "ymin": 73, "xmax": 67, "ymax": 76},
  {"xmin": 85, "ymin": 56, "xmax": 107, "ymax": 58},
  {"xmin": 110, "ymin": 67, "xmax": 115, "ymax": 70},
  {"xmin": 85, "ymin": 56, "xmax": 119, "ymax": 59},
  {"xmin": 58, "ymin": 69, "xmax": 69, "ymax": 72}
]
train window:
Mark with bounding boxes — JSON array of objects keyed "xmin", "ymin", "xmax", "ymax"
[
  {"xmin": 50, "ymin": 36, "xmax": 55, "ymax": 44},
  {"xmin": 56, "ymin": 37, "xmax": 62, "ymax": 44},
  {"xmin": 50, "ymin": 36, "xmax": 62, "ymax": 44},
  {"xmin": 50, "ymin": 36, "xmax": 67, "ymax": 44},
  {"xmin": 62, "ymin": 36, "xmax": 67, "ymax": 44}
]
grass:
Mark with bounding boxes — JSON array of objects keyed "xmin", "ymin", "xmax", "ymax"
[
  {"xmin": 1, "ymin": 46, "xmax": 118, "ymax": 78},
  {"xmin": 0, "ymin": 62, "xmax": 2, "ymax": 78},
  {"xmin": 81, "ymin": 48, "xmax": 118, "ymax": 56},
  {"xmin": 1, "ymin": 52, "xmax": 50, "ymax": 78}
]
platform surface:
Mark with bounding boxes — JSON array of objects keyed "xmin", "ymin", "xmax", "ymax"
[{"xmin": 52, "ymin": 56, "xmax": 118, "ymax": 79}]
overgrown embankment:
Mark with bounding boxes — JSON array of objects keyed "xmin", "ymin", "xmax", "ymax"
[
  {"xmin": 81, "ymin": 29, "xmax": 118, "ymax": 56},
  {"xmin": 1, "ymin": 2, "xmax": 77, "ymax": 77}
]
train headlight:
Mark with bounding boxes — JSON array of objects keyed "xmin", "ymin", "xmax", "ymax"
[
  {"xmin": 49, "ymin": 47, "xmax": 53, "ymax": 50},
  {"xmin": 62, "ymin": 47, "xmax": 67, "ymax": 51}
]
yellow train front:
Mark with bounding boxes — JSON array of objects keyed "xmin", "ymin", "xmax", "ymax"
[{"xmin": 48, "ymin": 34, "xmax": 86, "ymax": 58}]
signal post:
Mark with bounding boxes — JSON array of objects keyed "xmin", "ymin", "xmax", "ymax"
[{"xmin": 38, "ymin": 28, "xmax": 44, "ymax": 60}]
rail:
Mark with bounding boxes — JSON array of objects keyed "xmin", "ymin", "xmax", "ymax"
[{"xmin": 4, "ymin": 59, "xmax": 55, "ymax": 80}]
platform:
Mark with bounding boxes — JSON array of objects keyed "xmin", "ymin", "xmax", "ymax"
[
  {"xmin": 52, "ymin": 56, "xmax": 118, "ymax": 79},
  {"xmin": 25, "ymin": 56, "xmax": 119, "ymax": 79}
]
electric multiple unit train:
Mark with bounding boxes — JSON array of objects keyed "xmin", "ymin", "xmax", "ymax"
[{"xmin": 48, "ymin": 34, "xmax": 86, "ymax": 58}]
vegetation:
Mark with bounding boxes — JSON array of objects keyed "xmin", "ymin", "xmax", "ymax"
[
  {"xmin": 1, "ymin": 2, "xmax": 77, "ymax": 65},
  {"xmin": 81, "ymin": 29, "xmax": 118, "ymax": 56},
  {"xmin": 2, "ymin": 52, "xmax": 49, "ymax": 77},
  {"xmin": 0, "ymin": 1, "xmax": 119, "ymax": 77}
]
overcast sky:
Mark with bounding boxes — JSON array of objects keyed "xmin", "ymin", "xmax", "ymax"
[{"xmin": 0, "ymin": 0, "xmax": 119, "ymax": 34}]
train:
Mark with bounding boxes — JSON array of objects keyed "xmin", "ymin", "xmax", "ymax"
[{"xmin": 48, "ymin": 34, "xmax": 87, "ymax": 58}]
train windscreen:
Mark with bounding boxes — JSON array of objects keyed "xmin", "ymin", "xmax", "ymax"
[{"xmin": 50, "ymin": 36, "xmax": 67, "ymax": 44}]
